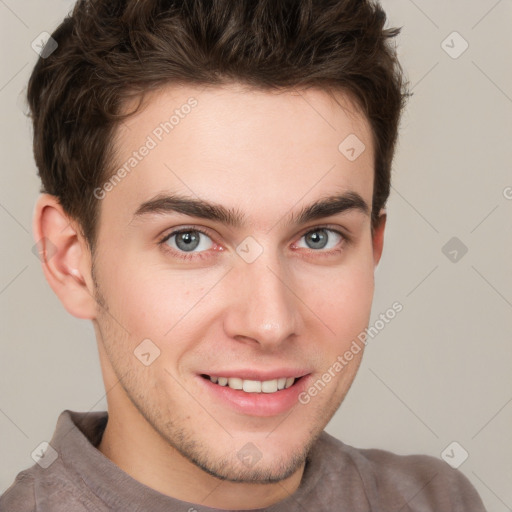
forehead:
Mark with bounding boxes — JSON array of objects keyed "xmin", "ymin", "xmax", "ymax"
[{"xmin": 103, "ymin": 83, "xmax": 375, "ymax": 227}]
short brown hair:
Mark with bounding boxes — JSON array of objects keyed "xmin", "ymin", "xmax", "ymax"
[{"xmin": 27, "ymin": 0, "xmax": 408, "ymax": 251}]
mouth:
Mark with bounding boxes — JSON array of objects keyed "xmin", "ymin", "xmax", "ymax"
[
  {"xmin": 200, "ymin": 374, "xmax": 301, "ymax": 393},
  {"xmin": 197, "ymin": 372, "xmax": 311, "ymax": 417}
]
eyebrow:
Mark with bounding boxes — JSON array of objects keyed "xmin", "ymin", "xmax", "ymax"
[{"xmin": 132, "ymin": 191, "xmax": 370, "ymax": 227}]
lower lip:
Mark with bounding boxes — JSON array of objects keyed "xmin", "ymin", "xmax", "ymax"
[{"xmin": 198, "ymin": 375, "xmax": 311, "ymax": 417}]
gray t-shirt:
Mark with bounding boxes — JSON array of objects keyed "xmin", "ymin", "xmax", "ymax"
[{"xmin": 0, "ymin": 410, "xmax": 486, "ymax": 511}]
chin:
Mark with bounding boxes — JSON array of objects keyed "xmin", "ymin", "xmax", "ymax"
[
  {"xmin": 193, "ymin": 446, "xmax": 309, "ymax": 484},
  {"xmin": 183, "ymin": 424, "xmax": 321, "ymax": 484}
]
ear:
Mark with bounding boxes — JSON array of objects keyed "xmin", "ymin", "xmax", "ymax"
[
  {"xmin": 372, "ymin": 208, "xmax": 387, "ymax": 268},
  {"xmin": 32, "ymin": 194, "xmax": 98, "ymax": 319}
]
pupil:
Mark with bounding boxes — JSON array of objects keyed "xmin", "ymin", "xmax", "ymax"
[
  {"xmin": 307, "ymin": 230, "xmax": 327, "ymax": 249},
  {"xmin": 176, "ymin": 231, "xmax": 200, "ymax": 251}
]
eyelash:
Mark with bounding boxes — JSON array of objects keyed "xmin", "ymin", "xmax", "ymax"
[
  {"xmin": 158, "ymin": 225, "xmax": 350, "ymax": 261},
  {"xmin": 158, "ymin": 227, "xmax": 218, "ymax": 262}
]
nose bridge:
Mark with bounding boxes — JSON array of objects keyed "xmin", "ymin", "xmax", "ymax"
[{"xmin": 223, "ymin": 246, "xmax": 299, "ymax": 346}]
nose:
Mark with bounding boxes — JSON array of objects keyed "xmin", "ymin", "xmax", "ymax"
[{"xmin": 222, "ymin": 250, "xmax": 300, "ymax": 349}]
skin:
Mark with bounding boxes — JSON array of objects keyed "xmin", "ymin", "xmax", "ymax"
[{"xmin": 33, "ymin": 83, "xmax": 386, "ymax": 510}]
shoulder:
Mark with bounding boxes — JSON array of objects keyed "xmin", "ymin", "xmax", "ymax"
[
  {"xmin": 1, "ymin": 463, "xmax": 100, "ymax": 512},
  {"xmin": 0, "ymin": 470, "xmax": 36, "ymax": 512},
  {"xmin": 314, "ymin": 432, "xmax": 487, "ymax": 511}
]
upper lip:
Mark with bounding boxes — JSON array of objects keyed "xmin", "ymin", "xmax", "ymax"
[{"xmin": 200, "ymin": 369, "xmax": 312, "ymax": 380}]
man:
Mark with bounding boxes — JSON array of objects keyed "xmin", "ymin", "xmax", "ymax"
[{"xmin": 1, "ymin": 0, "xmax": 487, "ymax": 510}]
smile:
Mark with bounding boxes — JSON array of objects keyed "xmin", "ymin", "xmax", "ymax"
[{"xmin": 202, "ymin": 374, "xmax": 296, "ymax": 393}]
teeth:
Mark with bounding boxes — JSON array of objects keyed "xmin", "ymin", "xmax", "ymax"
[
  {"xmin": 227, "ymin": 377, "xmax": 243, "ymax": 390},
  {"xmin": 261, "ymin": 380, "xmax": 278, "ymax": 393},
  {"xmin": 208, "ymin": 375, "xmax": 297, "ymax": 393},
  {"xmin": 243, "ymin": 380, "xmax": 262, "ymax": 393}
]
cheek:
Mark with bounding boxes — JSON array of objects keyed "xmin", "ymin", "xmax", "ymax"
[
  {"xmin": 298, "ymin": 251, "xmax": 375, "ymax": 337},
  {"xmin": 103, "ymin": 257, "xmax": 224, "ymax": 341}
]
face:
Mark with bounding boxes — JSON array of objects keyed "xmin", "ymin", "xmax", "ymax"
[{"xmin": 91, "ymin": 83, "xmax": 383, "ymax": 483}]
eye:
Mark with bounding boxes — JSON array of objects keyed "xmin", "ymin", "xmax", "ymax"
[
  {"xmin": 296, "ymin": 228, "xmax": 344, "ymax": 251},
  {"xmin": 162, "ymin": 228, "xmax": 214, "ymax": 253}
]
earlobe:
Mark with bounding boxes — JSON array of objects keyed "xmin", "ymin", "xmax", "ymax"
[
  {"xmin": 32, "ymin": 194, "xmax": 98, "ymax": 320},
  {"xmin": 372, "ymin": 208, "xmax": 387, "ymax": 268}
]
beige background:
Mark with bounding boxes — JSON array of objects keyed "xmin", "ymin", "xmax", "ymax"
[{"xmin": 1, "ymin": 1, "xmax": 511, "ymax": 509}]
